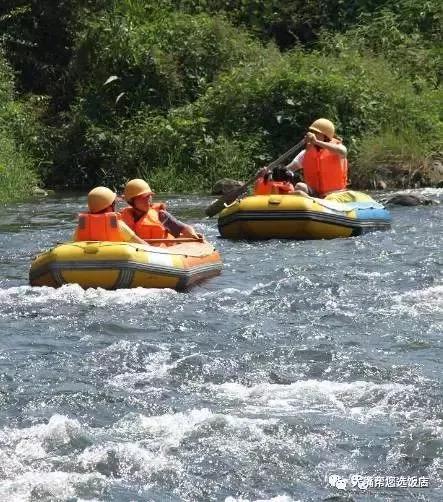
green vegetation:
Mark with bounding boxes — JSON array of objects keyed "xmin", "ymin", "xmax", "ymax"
[
  {"xmin": 0, "ymin": 0, "xmax": 441, "ymax": 200},
  {"xmin": 0, "ymin": 49, "xmax": 39, "ymax": 201},
  {"xmin": 351, "ymin": 129, "xmax": 439, "ymax": 189}
]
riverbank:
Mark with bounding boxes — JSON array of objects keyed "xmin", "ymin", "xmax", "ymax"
[
  {"xmin": 0, "ymin": 1, "xmax": 440, "ymax": 200},
  {"xmin": 2, "ymin": 173, "xmax": 442, "ymax": 205},
  {"xmin": 2, "ymin": 149, "xmax": 442, "ymax": 205}
]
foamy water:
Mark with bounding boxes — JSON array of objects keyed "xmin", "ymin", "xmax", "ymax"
[{"xmin": 0, "ymin": 192, "xmax": 442, "ymax": 500}]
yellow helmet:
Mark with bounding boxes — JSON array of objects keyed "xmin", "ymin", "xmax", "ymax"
[
  {"xmin": 87, "ymin": 187, "xmax": 116, "ymax": 213},
  {"xmin": 309, "ymin": 118, "xmax": 335, "ymax": 140},
  {"xmin": 123, "ymin": 179, "xmax": 154, "ymax": 201}
]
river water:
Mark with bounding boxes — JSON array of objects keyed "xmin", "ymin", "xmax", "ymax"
[{"xmin": 0, "ymin": 191, "xmax": 441, "ymax": 501}]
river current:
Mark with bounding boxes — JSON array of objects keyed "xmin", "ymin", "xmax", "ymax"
[{"xmin": 0, "ymin": 191, "xmax": 441, "ymax": 501}]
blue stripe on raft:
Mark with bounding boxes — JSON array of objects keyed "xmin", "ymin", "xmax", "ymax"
[
  {"xmin": 338, "ymin": 201, "xmax": 385, "ymax": 210},
  {"xmin": 354, "ymin": 207, "xmax": 392, "ymax": 221}
]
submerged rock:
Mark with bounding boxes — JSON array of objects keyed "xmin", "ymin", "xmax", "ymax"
[
  {"xmin": 32, "ymin": 187, "xmax": 48, "ymax": 197},
  {"xmin": 212, "ymin": 178, "xmax": 243, "ymax": 195},
  {"xmin": 375, "ymin": 179, "xmax": 387, "ymax": 190},
  {"xmin": 382, "ymin": 193, "xmax": 439, "ymax": 206}
]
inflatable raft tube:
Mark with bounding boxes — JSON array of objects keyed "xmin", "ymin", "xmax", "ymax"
[
  {"xmin": 29, "ymin": 240, "xmax": 222, "ymax": 290},
  {"xmin": 218, "ymin": 191, "xmax": 391, "ymax": 240}
]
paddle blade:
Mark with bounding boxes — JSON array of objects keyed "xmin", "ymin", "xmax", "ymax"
[
  {"xmin": 205, "ymin": 198, "xmax": 228, "ymax": 217},
  {"xmin": 205, "ymin": 186, "xmax": 246, "ymax": 217}
]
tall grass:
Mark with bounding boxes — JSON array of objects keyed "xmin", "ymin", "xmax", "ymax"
[
  {"xmin": 0, "ymin": 49, "xmax": 40, "ymax": 202},
  {"xmin": 138, "ymin": 135, "xmax": 264, "ymax": 192},
  {"xmin": 0, "ymin": 136, "xmax": 38, "ymax": 202},
  {"xmin": 352, "ymin": 129, "xmax": 441, "ymax": 188}
]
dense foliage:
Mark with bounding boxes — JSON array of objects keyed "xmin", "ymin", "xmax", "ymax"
[
  {"xmin": 0, "ymin": 49, "xmax": 40, "ymax": 201},
  {"xmin": 0, "ymin": 0, "xmax": 441, "ymax": 199}
]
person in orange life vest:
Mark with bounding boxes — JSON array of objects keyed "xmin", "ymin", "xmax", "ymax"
[
  {"xmin": 120, "ymin": 179, "xmax": 201, "ymax": 240},
  {"xmin": 285, "ymin": 118, "xmax": 348, "ymax": 198},
  {"xmin": 73, "ymin": 186, "xmax": 146, "ymax": 244},
  {"xmin": 254, "ymin": 166, "xmax": 296, "ymax": 195}
]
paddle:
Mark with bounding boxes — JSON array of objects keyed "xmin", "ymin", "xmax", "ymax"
[
  {"xmin": 140, "ymin": 240, "xmax": 215, "ymax": 257},
  {"xmin": 205, "ymin": 139, "xmax": 305, "ymax": 217},
  {"xmin": 144, "ymin": 236, "xmax": 204, "ymax": 244}
]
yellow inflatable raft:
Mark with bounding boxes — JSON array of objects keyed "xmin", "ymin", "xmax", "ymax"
[
  {"xmin": 218, "ymin": 191, "xmax": 391, "ymax": 240},
  {"xmin": 29, "ymin": 241, "xmax": 222, "ymax": 290}
]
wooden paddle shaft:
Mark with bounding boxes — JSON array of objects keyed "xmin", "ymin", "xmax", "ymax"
[
  {"xmin": 262, "ymin": 138, "xmax": 305, "ymax": 173},
  {"xmin": 144, "ymin": 237, "xmax": 204, "ymax": 243},
  {"xmin": 236, "ymin": 139, "xmax": 305, "ymax": 187},
  {"xmin": 205, "ymin": 138, "xmax": 305, "ymax": 217}
]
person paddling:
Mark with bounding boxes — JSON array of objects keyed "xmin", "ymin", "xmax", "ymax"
[
  {"xmin": 120, "ymin": 179, "xmax": 201, "ymax": 241},
  {"xmin": 285, "ymin": 118, "xmax": 348, "ymax": 197},
  {"xmin": 254, "ymin": 166, "xmax": 296, "ymax": 195},
  {"xmin": 73, "ymin": 187, "xmax": 146, "ymax": 244}
]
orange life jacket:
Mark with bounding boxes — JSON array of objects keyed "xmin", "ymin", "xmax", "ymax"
[
  {"xmin": 270, "ymin": 181, "xmax": 295, "ymax": 194},
  {"xmin": 75, "ymin": 212, "xmax": 123, "ymax": 241},
  {"xmin": 254, "ymin": 177, "xmax": 270, "ymax": 195},
  {"xmin": 120, "ymin": 204, "xmax": 171, "ymax": 240},
  {"xmin": 302, "ymin": 139, "xmax": 348, "ymax": 196},
  {"xmin": 254, "ymin": 178, "xmax": 295, "ymax": 195}
]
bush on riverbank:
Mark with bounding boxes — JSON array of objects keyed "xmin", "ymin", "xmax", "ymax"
[
  {"xmin": 0, "ymin": 136, "xmax": 38, "ymax": 202},
  {"xmin": 351, "ymin": 129, "xmax": 441, "ymax": 189},
  {"xmin": 48, "ymin": 41, "xmax": 441, "ymax": 191},
  {"xmin": 45, "ymin": 6, "xmax": 277, "ymax": 188},
  {"xmin": 0, "ymin": 50, "xmax": 39, "ymax": 202},
  {"xmin": 0, "ymin": 0, "xmax": 441, "ymax": 194}
]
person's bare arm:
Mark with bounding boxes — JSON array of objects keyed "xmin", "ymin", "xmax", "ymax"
[
  {"xmin": 286, "ymin": 149, "xmax": 305, "ymax": 171},
  {"xmin": 306, "ymin": 132, "xmax": 347, "ymax": 157},
  {"xmin": 286, "ymin": 159, "xmax": 303, "ymax": 171},
  {"xmin": 119, "ymin": 221, "xmax": 147, "ymax": 244},
  {"xmin": 180, "ymin": 224, "xmax": 201, "ymax": 240},
  {"xmin": 133, "ymin": 234, "xmax": 148, "ymax": 244},
  {"xmin": 159, "ymin": 210, "xmax": 201, "ymax": 239}
]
